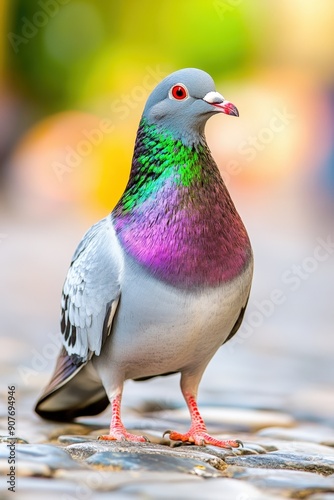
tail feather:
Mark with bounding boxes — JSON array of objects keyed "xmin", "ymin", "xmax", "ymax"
[{"xmin": 35, "ymin": 347, "xmax": 109, "ymax": 421}]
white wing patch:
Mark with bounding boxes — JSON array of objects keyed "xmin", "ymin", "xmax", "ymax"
[{"xmin": 60, "ymin": 216, "xmax": 123, "ymax": 361}]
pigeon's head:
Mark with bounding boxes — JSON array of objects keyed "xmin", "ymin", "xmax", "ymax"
[{"xmin": 143, "ymin": 68, "xmax": 238, "ymax": 144}]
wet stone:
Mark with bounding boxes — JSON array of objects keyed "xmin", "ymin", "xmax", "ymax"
[
  {"xmin": 13, "ymin": 416, "xmax": 69, "ymax": 444},
  {"xmin": 86, "ymin": 451, "xmax": 222, "ymax": 477},
  {"xmin": 204, "ymin": 441, "xmax": 269, "ymax": 456},
  {"xmin": 225, "ymin": 451, "xmax": 334, "ymax": 476},
  {"xmin": 224, "ymin": 432, "xmax": 334, "ymax": 455},
  {"xmin": 263, "ymin": 440, "xmax": 334, "ymax": 458},
  {"xmin": 65, "ymin": 440, "xmax": 227, "ymax": 471},
  {"xmin": 0, "ymin": 443, "xmax": 84, "ymax": 474},
  {"xmin": 0, "ymin": 435, "xmax": 29, "ymax": 444},
  {"xmin": 119, "ymin": 475, "xmax": 282, "ymax": 500},
  {"xmin": 308, "ymin": 494, "xmax": 334, "ymax": 500},
  {"xmin": 58, "ymin": 434, "xmax": 100, "ymax": 445},
  {"xmin": 48, "ymin": 423, "xmax": 96, "ymax": 441},
  {"xmin": 258, "ymin": 424, "xmax": 334, "ymax": 446},
  {"xmin": 173, "ymin": 441, "xmax": 267, "ymax": 460},
  {"xmin": 229, "ymin": 466, "xmax": 334, "ymax": 497},
  {"xmin": 55, "ymin": 469, "xmax": 202, "ymax": 492},
  {"xmin": 2, "ymin": 477, "xmax": 83, "ymax": 500},
  {"xmin": 0, "ymin": 459, "xmax": 52, "ymax": 477}
]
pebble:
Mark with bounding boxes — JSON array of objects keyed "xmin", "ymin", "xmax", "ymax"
[
  {"xmin": 47, "ymin": 423, "xmax": 96, "ymax": 441},
  {"xmin": 221, "ymin": 432, "xmax": 334, "ymax": 455},
  {"xmin": 57, "ymin": 469, "xmax": 282, "ymax": 500},
  {"xmin": 1, "ymin": 477, "xmax": 84, "ymax": 500},
  {"xmin": 184, "ymin": 441, "xmax": 267, "ymax": 458},
  {"xmin": 0, "ymin": 435, "xmax": 28, "ymax": 444},
  {"xmin": 119, "ymin": 476, "xmax": 282, "ymax": 499},
  {"xmin": 0, "ymin": 443, "xmax": 83, "ymax": 474},
  {"xmin": 263, "ymin": 440, "xmax": 334, "ymax": 457},
  {"xmin": 0, "ymin": 460, "xmax": 52, "ymax": 477},
  {"xmin": 308, "ymin": 495, "xmax": 334, "ymax": 500},
  {"xmin": 58, "ymin": 434, "xmax": 99, "ymax": 445},
  {"xmin": 230, "ymin": 466, "xmax": 334, "ymax": 497},
  {"xmin": 65, "ymin": 440, "xmax": 226, "ymax": 471},
  {"xmin": 226, "ymin": 451, "xmax": 334, "ymax": 475},
  {"xmin": 55, "ymin": 469, "xmax": 202, "ymax": 491},
  {"xmin": 86, "ymin": 451, "xmax": 221, "ymax": 477},
  {"xmin": 258, "ymin": 424, "xmax": 334, "ymax": 446}
]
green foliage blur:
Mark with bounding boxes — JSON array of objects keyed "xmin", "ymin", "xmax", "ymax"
[{"xmin": 6, "ymin": 0, "xmax": 264, "ymax": 112}]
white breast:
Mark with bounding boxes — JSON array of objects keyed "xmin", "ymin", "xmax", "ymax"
[{"xmin": 96, "ymin": 253, "xmax": 253, "ymax": 382}]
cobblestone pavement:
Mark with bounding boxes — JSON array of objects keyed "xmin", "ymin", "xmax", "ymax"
[{"xmin": 1, "ymin": 185, "xmax": 334, "ymax": 499}]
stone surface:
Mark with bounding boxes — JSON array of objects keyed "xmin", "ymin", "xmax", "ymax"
[
  {"xmin": 58, "ymin": 434, "xmax": 99, "ymax": 445},
  {"xmin": 262, "ymin": 440, "xmax": 334, "ymax": 457},
  {"xmin": 65, "ymin": 440, "xmax": 226, "ymax": 472},
  {"xmin": 0, "ymin": 477, "xmax": 86, "ymax": 500},
  {"xmin": 185, "ymin": 441, "xmax": 268, "ymax": 458},
  {"xmin": 57, "ymin": 470, "xmax": 277, "ymax": 500},
  {"xmin": 258, "ymin": 424, "xmax": 334, "ymax": 446},
  {"xmin": 0, "ymin": 435, "xmax": 28, "ymax": 444},
  {"xmin": 0, "ymin": 459, "xmax": 52, "ymax": 477},
  {"xmin": 86, "ymin": 451, "xmax": 221, "ymax": 477},
  {"xmin": 308, "ymin": 494, "xmax": 334, "ymax": 500},
  {"xmin": 230, "ymin": 466, "xmax": 334, "ymax": 497},
  {"xmin": 47, "ymin": 422, "xmax": 97, "ymax": 441},
  {"xmin": 0, "ymin": 443, "xmax": 84, "ymax": 474},
  {"xmin": 56, "ymin": 469, "xmax": 202, "ymax": 491},
  {"xmin": 119, "ymin": 476, "xmax": 282, "ymax": 499},
  {"xmin": 226, "ymin": 450, "xmax": 334, "ymax": 475}
]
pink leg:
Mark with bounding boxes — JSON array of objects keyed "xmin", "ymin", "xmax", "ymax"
[
  {"xmin": 165, "ymin": 374, "xmax": 242, "ymax": 449},
  {"xmin": 98, "ymin": 393, "xmax": 147, "ymax": 443}
]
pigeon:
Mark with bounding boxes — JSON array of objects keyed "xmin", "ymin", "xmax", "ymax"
[{"xmin": 35, "ymin": 68, "xmax": 253, "ymax": 448}]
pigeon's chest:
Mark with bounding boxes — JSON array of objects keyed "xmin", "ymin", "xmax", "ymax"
[
  {"xmin": 114, "ymin": 189, "xmax": 252, "ymax": 289},
  {"xmin": 107, "ymin": 252, "xmax": 253, "ymax": 380}
]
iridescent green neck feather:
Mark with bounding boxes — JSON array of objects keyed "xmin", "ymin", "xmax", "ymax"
[
  {"xmin": 113, "ymin": 118, "xmax": 251, "ymax": 288},
  {"xmin": 119, "ymin": 119, "xmax": 205, "ymax": 212}
]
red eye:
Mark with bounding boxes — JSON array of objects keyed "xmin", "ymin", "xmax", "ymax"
[{"xmin": 170, "ymin": 84, "xmax": 188, "ymax": 100}]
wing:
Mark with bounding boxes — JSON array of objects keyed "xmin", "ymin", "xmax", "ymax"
[
  {"xmin": 223, "ymin": 295, "xmax": 249, "ymax": 345},
  {"xmin": 35, "ymin": 216, "xmax": 122, "ymax": 420},
  {"xmin": 60, "ymin": 215, "xmax": 123, "ymax": 362}
]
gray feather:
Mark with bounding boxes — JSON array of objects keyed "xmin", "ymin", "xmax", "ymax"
[{"xmin": 60, "ymin": 216, "xmax": 123, "ymax": 361}]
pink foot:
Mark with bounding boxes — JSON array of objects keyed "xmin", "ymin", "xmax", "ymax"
[
  {"xmin": 168, "ymin": 392, "xmax": 243, "ymax": 448},
  {"xmin": 101, "ymin": 393, "xmax": 149, "ymax": 443},
  {"xmin": 164, "ymin": 430, "xmax": 242, "ymax": 449},
  {"xmin": 98, "ymin": 431, "xmax": 148, "ymax": 443}
]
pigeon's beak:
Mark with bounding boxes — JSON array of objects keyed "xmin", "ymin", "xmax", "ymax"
[{"xmin": 202, "ymin": 91, "xmax": 239, "ymax": 117}]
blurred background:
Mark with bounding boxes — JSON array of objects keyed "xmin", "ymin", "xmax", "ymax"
[{"xmin": 1, "ymin": 0, "xmax": 334, "ymax": 426}]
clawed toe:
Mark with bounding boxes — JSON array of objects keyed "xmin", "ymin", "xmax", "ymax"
[{"xmin": 163, "ymin": 429, "xmax": 242, "ymax": 449}]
